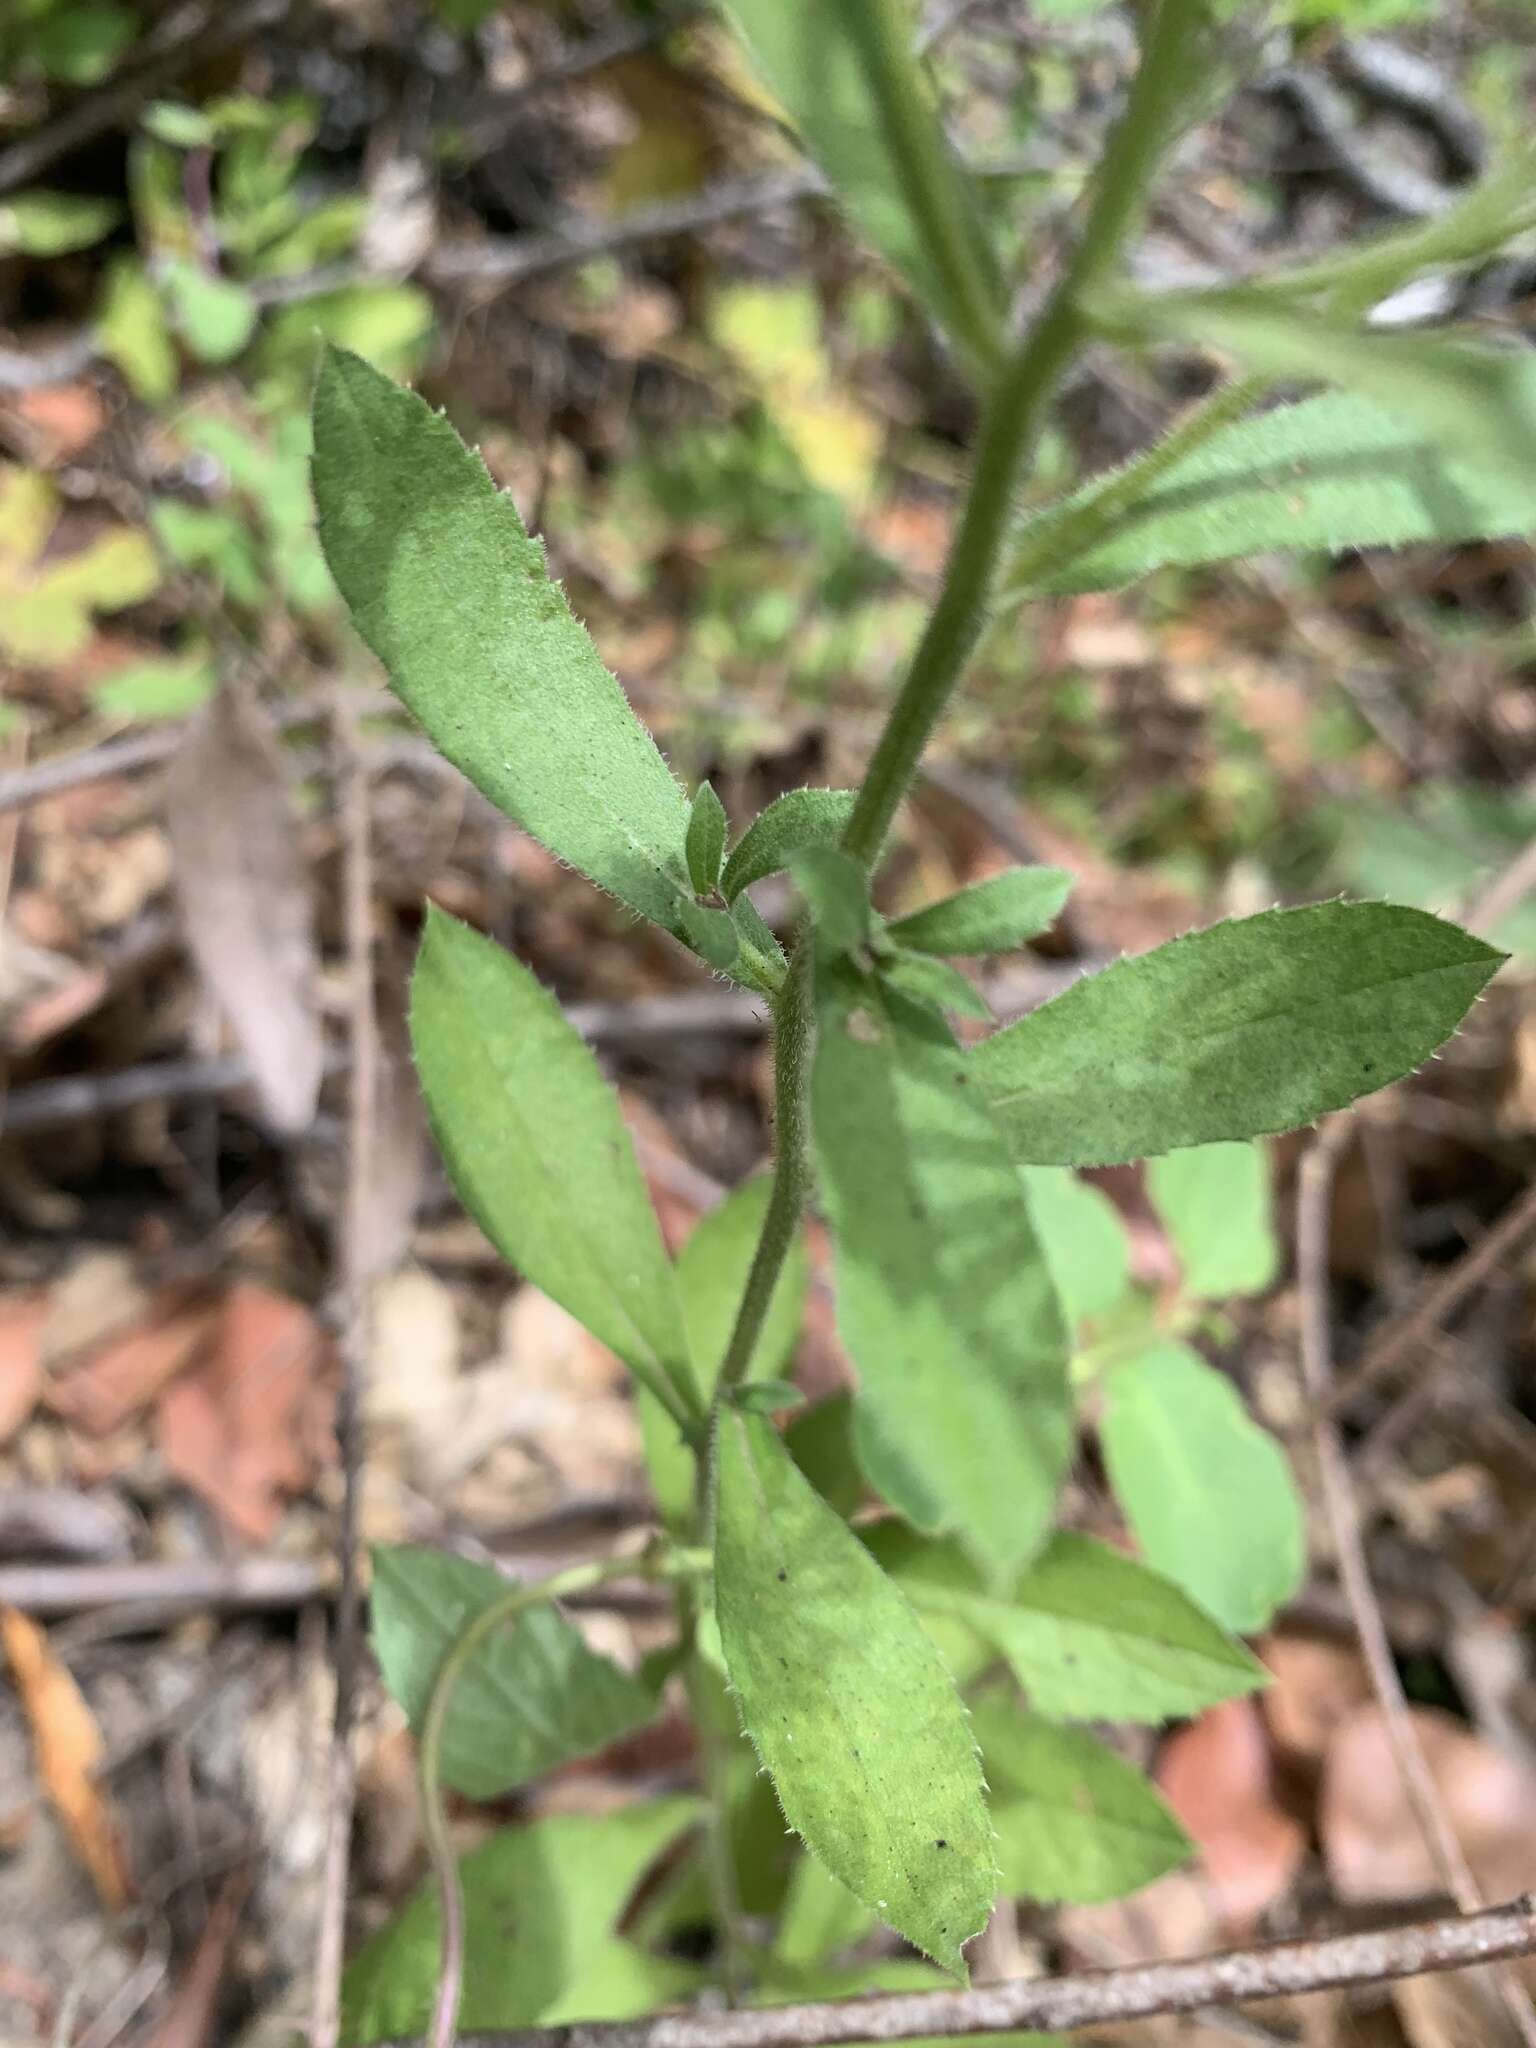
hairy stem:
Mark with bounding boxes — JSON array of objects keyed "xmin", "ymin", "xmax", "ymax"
[
  {"xmin": 841, "ymin": 0, "xmax": 1210, "ymax": 869},
  {"xmin": 715, "ymin": 941, "xmax": 814, "ymax": 1397},
  {"xmin": 421, "ymin": 1551, "xmax": 704, "ymax": 2048},
  {"xmin": 840, "ymin": 0, "xmax": 1005, "ymax": 380}
]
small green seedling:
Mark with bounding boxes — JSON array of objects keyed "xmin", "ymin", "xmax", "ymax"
[{"xmin": 311, "ymin": 4, "xmax": 1536, "ymax": 2041}]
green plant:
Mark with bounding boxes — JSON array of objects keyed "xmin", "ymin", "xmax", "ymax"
[{"xmin": 310, "ymin": 5, "xmax": 1536, "ymax": 2042}]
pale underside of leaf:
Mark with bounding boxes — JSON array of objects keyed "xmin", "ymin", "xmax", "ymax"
[{"xmin": 409, "ymin": 907, "xmax": 693, "ymax": 1408}]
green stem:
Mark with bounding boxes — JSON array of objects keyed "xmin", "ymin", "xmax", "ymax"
[
  {"xmin": 840, "ymin": 0, "xmax": 1211, "ymax": 870},
  {"xmin": 420, "ymin": 1549, "xmax": 704, "ymax": 2048},
  {"xmin": 1001, "ymin": 372, "xmax": 1264, "ymax": 607},
  {"xmin": 715, "ymin": 939, "xmax": 815, "ymax": 1398},
  {"xmin": 681, "ymin": 1591, "xmax": 750, "ymax": 1999},
  {"xmin": 841, "ymin": 0, "xmax": 1005, "ymax": 380}
]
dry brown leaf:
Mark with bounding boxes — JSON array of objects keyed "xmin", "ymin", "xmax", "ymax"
[
  {"xmin": 0, "ymin": 1606, "xmax": 131, "ymax": 1911},
  {"xmin": 350, "ymin": 975, "xmax": 428, "ymax": 1282},
  {"xmin": 1156, "ymin": 1698, "xmax": 1307, "ymax": 1935},
  {"xmin": 0, "ymin": 1293, "xmax": 46, "ymax": 1446},
  {"xmin": 164, "ymin": 685, "xmax": 322, "ymax": 1134},
  {"xmin": 1394, "ymin": 1971, "xmax": 1528, "ymax": 2048},
  {"xmin": 1261, "ymin": 1631, "xmax": 1373, "ymax": 1767},
  {"xmin": 158, "ymin": 1282, "xmax": 332, "ymax": 1542},
  {"xmin": 46, "ymin": 1297, "xmax": 216, "ymax": 1436},
  {"xmin": 1322, "ymin": 1703, "xmax": 1536, "ymax": 1904},
  {"xmin": 40, "ymin": 1248, "xmax": 146, "ymax": 1367}
]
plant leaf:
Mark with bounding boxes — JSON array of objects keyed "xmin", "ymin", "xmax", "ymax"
[
  {"xmin": 721, "ymin": 788, "xmax": 856, "ymax": 902},
  {"xmin": 975, "ymin": 1694, "xmax": 1191, "ymax": 1905},
  {"xmin": 410, "ymin": 906, "xmax": 694, "ymax": 1412},
  {"xmin": 776, "ymin": 1853, "xmax": 877, "ymax": 1969},
  {"xmin": 340, "ymin": 1801, "xmax": 700, "ymax": 2042},
  {"xmin": 887, "ymin": 868, "xmax": 1072, "ymax": 956},
  {"xmin": 875, "ymin": 1524, "xmax": 1266, "ymax": 1724},
  {"xmin": 973, "ymin": 901, "xmax": 1503, "ymax": 1166},
  {"xmin": 164, "ymin": 687, "xmax": 323, "ymax": 1135},
  {"xmin": 793, "ymin": 844, "xmax": 871, "ymax": 953},
  {"xmin": 812, "ymin": 960, "xmax": 1072, "ymax": 1577},
  {"xmin": 1134, "ymin": 292, "xmax": 1536, "ymax": 473},
  {"xmin": 718, "ymin": 0, "xmax": 1003, "ymax": 370},
  {"xmin": 686, "ymin": 780, "xmax": 728, "ymax": 896},
  {"xmin": 1146, "ymin": 1141, "xmax": 1278, "ymax": 1300},
  {"xmin": 877, "ymin": 951, "xmax": 992, "ymax": 1021},
  {"xmin": 369, "ymin": 1546, "xmax": 657, "ymax": 1799},
  {"xmin": 313, "ymin": 349, "xmax": 761, "ymax": 982},
  {"xmin": 639, "ymin": 1177, "xmax": 808, "ymax": 1529},
  {"xmin": 1100, "ymin": 1341, "xmax": 1305, "ymax": 1635},
  {"xmin": 1019, "ymin": 1167, "xmax": 1132, "ymax": 1333},
  {"xmin": 0, "ymin": 190, "xmax": 119, "ymax": 256},
  {"xmin": 712, "ymin": 1408, "xmax": 995, "ymax": 1976},
  {"xmin": 1007, "ymin": 379, "xmax": 1536, "ymax": 601}
]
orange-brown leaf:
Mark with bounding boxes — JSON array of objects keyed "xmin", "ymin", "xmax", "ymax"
[{"xmin": 1, "ymin": 1605, "xmax": 132, "ymax": 1910}]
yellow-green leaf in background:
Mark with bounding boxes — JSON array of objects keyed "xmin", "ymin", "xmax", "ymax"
[
  {"xmin": 710, "ymin": 283, "xmax": 882, "ymax": 506},
  {"xmin": 0, "ymin": 465, "xmax": 159, "ymax": 665}
]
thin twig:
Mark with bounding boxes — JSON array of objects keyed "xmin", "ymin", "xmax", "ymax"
[
  {"xmin": 0, "ymin": 0, "xmax": 288, "ymax": 197},
  {"xmin": 311, "ymin": 710, "xmax": 377, "ymax": 2048},
  {"xmin": 424, "ymin": 170, "xmax": 827, "ymax": 286},
  {"xmin": 1295, "ymin": 1117, "xmax": 1536, "ymax": 2048},
  {"xmin": 1325, "ymin": 1178, "xmax": 1536, "ymax": 1419},
  {"xmin": 377, "ymin": 1896, "xmax": 1536, "ymax": 2048},
  {"xmin": 0, "ymin": 967, "xmax": 1086, "ymax": 1138}
]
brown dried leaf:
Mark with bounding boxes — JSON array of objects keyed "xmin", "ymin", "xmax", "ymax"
[
  {"xmin": 1156, "ymin": 1698, "xmax": 1306, "ymax": 1935},
  {"xmin": 0, "ymin": 1293, "xmax": 46, "ymax": 1446},
  {"xmin": 164, "ymin": 686, "xmax": 322, "ymax": 1134},
  {"xmin": 0, "ymin": 1606, "xmax": 132, "ymax": 1911},
  {"xmin": 46, "ymin": 1296, "xmax": 216, "ymax": 1436},
  {"xmin": 1322, "ymin": 1703, "xmax": 1536, "ymax": 1904},
  {"xmin": 158, "ymin": 1282, "xmax": 332, "ymax": 1542},
  {"xmin": 351, "ymin": 976, "xmax": 427, "ymax": 1282},
  {"xmin": 1261, "ymin": 1631, "xmax": 1373, "ymax": 1766},
  {"xmin": 1395, "ymin": 1971, "xmax": 1529, "ymax": 2048}
]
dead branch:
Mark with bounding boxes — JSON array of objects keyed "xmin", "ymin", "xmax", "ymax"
[{"xmin": 372, "ymin": 1896, "xmax": 1536, "ymax": 2048}]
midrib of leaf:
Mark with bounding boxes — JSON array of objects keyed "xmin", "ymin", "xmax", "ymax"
[
  {"xmin": 980, "ymin": 939, "xmax": 1488, "ymax": 1110},
  {"xmin": 432, "ymin": 935, "xmax": 675, "ymax": 1383},
  {"xmin": 353, "ymin": 567, "xmax": 694, "ymax": 921}
]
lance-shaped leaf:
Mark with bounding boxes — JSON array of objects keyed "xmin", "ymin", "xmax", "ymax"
[
  {"xmin": 686, "ymin": 780, "xmax": 728, "ymax": 896},
  {"xmin": 887, "ymin": 868, "xmax": 1072, "ymax": 956},
  {"xmin": 1100, "ymin": 1341, "xmax": 1305, "ymax": 1636},
  {"xmin": 410, "ymin": 906, "xmax": 694, "ymax": 1414},
  {"xmin": 713, "ymin": 1409, "xmax": 995, "ymax": 1976},
  {"xmin": 793, "ymin": 844, "xmax": 872, "ymax": 954},
  {"xmin": 1131, "ymin": 292, "xmax": 1536, "ymax": 474},
  {"xmin": 1007, "ymin": 380, "xmax": 1536, "ymax": 601},
  {"xmin": 813, "ymin": 960, "xmax": 1071, "ymax": 1576},
  {"xmin": 1147, "ymin": 1141, "xmax": 1278, "ymax": 1301},
  {"xmin": 877, "ymin": 950, "xmax": 992, "ymax": 1021},
  {"xmin": 721, "ymin": 788, "xmax": 856, "ymax": 903},
  {"xmin": 720, "ymin": 0, "xmax": 1004, "ymax": 373},
  {"xmin": 872, "ymin": 1525, "xmax": 1265, "ymax": 1724},
  {"xmin": 313, "ymin": 349, "xmax": 765, "ymax": 981},
  {"xmin": 975, "ymin": 1695, "xmax": 1191, "ymax": 1906},
  {"xmin": 973, "ymin": 901, "xmax": 1503, "ymax": 1167},
  {"xmin": 369, "ymin": 1546, "xmax": 657, "ymax": 1798},
  {"xmin": 341, "ymin": 1801, "xmax": 701, "ymax": 2042}
]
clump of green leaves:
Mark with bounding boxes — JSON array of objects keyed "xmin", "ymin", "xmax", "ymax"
[{"xmin": 309, "ymin": 2, "xmax": 1536, "ymax": 2041}]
